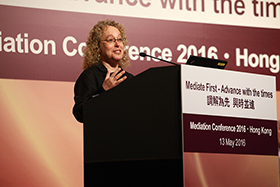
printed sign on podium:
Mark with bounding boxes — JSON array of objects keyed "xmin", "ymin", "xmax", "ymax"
[{"xmin": 181, "ymin": 65, "xmax": 278, "ymax": 187}]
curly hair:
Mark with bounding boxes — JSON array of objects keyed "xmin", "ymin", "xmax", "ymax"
[{"xmin": 82, "ymin": 20, "xmax": 130, "ymax": 70}]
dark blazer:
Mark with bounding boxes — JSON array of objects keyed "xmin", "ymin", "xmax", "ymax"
[{"xmin": 72, "ymin": 63, "xmax": 134, "ymax": 123}]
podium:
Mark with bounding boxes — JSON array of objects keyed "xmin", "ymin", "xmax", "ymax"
[
  {"xmin": 83, "ymin": 66, "xmax": 184, "ymax": 186},
  {"xmin": 83, "ymin": 65, "xmax": 278, "ymax": 187}
]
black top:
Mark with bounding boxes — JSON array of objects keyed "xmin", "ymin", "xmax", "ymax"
[{"xmin": 73, "ymin": 63, "xmax": 134, "ymax": 123}]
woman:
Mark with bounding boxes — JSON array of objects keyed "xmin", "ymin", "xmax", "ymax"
[{"xmin": 73, "ymin": 20, "xmax": 134, "ymax": 123}]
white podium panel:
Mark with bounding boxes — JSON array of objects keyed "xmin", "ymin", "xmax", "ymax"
[{"xmin": 181, "ymin": 65, "xmax": 277, "ymax": 120}]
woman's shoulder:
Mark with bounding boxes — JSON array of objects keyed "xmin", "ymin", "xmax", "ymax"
[
  {"xmin": 80, "ymin": 63, "xmax": 106, "ymax": 77},
  {"xmin": 75, "ymin": 65, "xmax": 102, "ymax": 85}
]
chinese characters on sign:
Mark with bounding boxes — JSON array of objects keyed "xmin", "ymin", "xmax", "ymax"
[{"xmin": 207, "ymin": 95, "xmax": 255, "ymax": 110}]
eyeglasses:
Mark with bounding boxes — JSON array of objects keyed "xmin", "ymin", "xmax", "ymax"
[{"xmin": 102, "ymin": 37, "xmax": 125, "ymax": 44}]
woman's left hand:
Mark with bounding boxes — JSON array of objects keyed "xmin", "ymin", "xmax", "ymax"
[{"xmin": 102, "ymin": 68, "xmax": 127, "ymax": 91}]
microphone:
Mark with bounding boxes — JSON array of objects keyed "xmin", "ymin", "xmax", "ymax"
[{"xmin": 139, "ymin": 52, "xmax": 178, "ymax": 66}]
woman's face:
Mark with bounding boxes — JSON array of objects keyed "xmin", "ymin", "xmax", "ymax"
[{"xmin": 99, "ymin": 26, "xmax": 124, "ymax": 66}]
